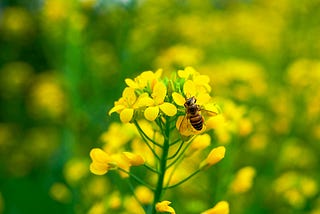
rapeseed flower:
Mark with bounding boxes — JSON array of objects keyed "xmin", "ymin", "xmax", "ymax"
[
  {"xmin": 155, "ymin": 200, "xmax": 176, "ymax": 214},
  {"xmin": 144, "ymin": 81, "xmax": 177, "ymax": 121},
  {"xmin": 89, "ymin": 148, "xmax": 114, "ymax": 175},
  {"xmin": 92, "ymin": 67, "xmax": 225, "ymax": 213},
  {"xmin": 201, "ymin": 201, "xmax": 229, "ymax": 214},
  {"xmin": 200, "ymin": 146, "xmax": 226, "ymax": 169},
  {"xmin": 229, "ymin": 166, "xmax": 256, "ymax": 194}
]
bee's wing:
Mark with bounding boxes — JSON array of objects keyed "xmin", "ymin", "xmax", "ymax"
[
  {"xmin": 200, "ymin": 108, "xmax": 218, "ymax": 118},
  {"xmin": 177, "ymin": 115, "xmax": 204, "ymax": 137}
]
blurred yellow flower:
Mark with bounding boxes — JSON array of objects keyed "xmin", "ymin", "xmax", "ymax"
[
  {"xmin": 49, "ymin": 182, "xmax": 72, "ymax": 203},
  {"xmin": 229, "ymin": 166, "xmax": 256, "ymax": 194},
  {"xmin": 188, "ymin": 134, "xmax": 211, "ymax": 153},
  {"xmin": 123, "ymin": 196, "xmax": 145, "ymax": 214},
  {"xmin": 201, "ymin": 201, "xmax": 229, "ymax": 214},
  {"xmin": 108, "ymin": 191, "xmax": 122, "ymax": 210},
  {"xmin": 87, "ymin": 177, "xmax": 110, "ymax": 198},
  {"xmin": 100, "ymin": 122, "xmax": 136, "ymax": 153},
  {"xmin": 273, "ymin": 171, "xmax": 319, "ymax": 209},
  {"xmin": 63, "ymin": 158, "xmax": 89, "ymax": 185},
  {"xmin": 200, "ymin": 146, "xmax": 226, "ymax": 169},
  {"xmin": 134, "ymin": 186, "xmax": 154, "ymax": 204},
  {"xmin": 88, "ymin": 201, "xmax": 106, "ymax": 214},
  {"xmin": 154, "ymin": 45, "xmax": 203, "ymax": 71},
  {"xmin": 0, "ymin": 7, "xmax": 34, "ymax": 39},
  {"xmin": 122, "ymin": 152, "xmax": 145, "ymax": 166},
  {"xmin": 0, "ymin": 62, "xmax": 34, "ymax": 98},
  {"xmin": 43, "ymin": 0, "xmax": 70, "ymax": 22},
  {"xmin": 28, "ymin": 73, "xmax": 67, "ymax": 120},
  {"xmin": 156, "ymin": 200, "xmax": 176, "ymax": 214}
]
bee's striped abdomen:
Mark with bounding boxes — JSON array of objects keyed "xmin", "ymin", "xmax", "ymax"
[{"xmin": 189, "ymin": 114, "xmax": 203, "ymax": 131}]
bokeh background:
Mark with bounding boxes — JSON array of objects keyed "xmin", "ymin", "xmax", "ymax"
[{"xmin": 0, "ymin": 0, "xmax": 320, "ymax": 213}]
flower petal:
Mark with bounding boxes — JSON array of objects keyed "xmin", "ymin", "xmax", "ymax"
[
  {"xmin": 125, "ymin": 78, "xmax": 138, "ymax": 88},
  {"xmin": 120, "ymin": 108, "xmax": 134, "ymax": 123},
  {"xmin": 122, "ymin": 87, "xmax": 136, "ymax": 106},
  {"xmin": 108, "ymin": 104, "xmax": 125, "ymax": 115},
  {"xmin": 159, "ymin": 102, "xmax": 177, "ymax": 116},
  {"xmin": 178, "ymin": 66, "xmax": 196, "ymax": 79},
  {"xmin": 200, "ymin": 146, "xmax": 226, "ymax": 168},
  {"xmin": 152, "ymin": 81, "xmax": 166, "ymax": 104},
  {"xmin": 172, "ymin": 92, "xmax": 185, "ymax": 106},
  {"xmin": 190, "ymin": 134, "xmax": 211, "ymax": 151},
  {"xmin": 144, "ymin": 106, "xmax": 159, "ymax": 121},
  {"xmin": 122, "ymin": 152, "xmax": 145, "ymax": 166},
  {"xmin": 197, "ymin": 93, "xmax": 211, "ymax": 105},
  {"xmin": 134, "ymin": 93, "xmax": 154, "ymax": 108},
  {"xmin": 90, "ymin": 162, "xmax": 109, "ymax": 175},
  {"xmin": 183, "ymin": 80, "xmax": 196, "ymax": 97},
  {"xmin": 90, "ymin": 148, "xmax": 109, "ymax": 163},
  {"xmin": 156, "ymin": 201, "xmax": 176, "ymax": 214},
  {"xmin": 201, "ymin": 201, "xmax": 229, "ymax": 214}
]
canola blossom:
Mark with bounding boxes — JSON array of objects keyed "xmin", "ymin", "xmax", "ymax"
[
  {"xmin": 89, "ymin": 67, "xmax": 227, "ymax": 213},
  {"xmin": 156, "ymin": 200, "xmax": 176, "ymax": 214},
  {"xmin": 201, "ymin": 201, "xmax": 230, "ymax": 214}
]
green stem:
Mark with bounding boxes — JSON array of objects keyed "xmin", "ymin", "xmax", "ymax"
[{"xmin": 151, "ymin": 116, "xmax": 171, "ymax": 214}]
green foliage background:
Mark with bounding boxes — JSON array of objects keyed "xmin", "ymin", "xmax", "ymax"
[{"xmin": 0, "ymin": 0, "xmax": 319, "ymax": 213}]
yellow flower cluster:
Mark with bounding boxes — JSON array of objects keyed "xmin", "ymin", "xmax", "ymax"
[
  {"xmin": 108, "ymin": 67, "xmax": 217, "ymax": 126},
  {"xmin": 90, "ymin": 67, "xmax": 227, "ymax": 213},
  {"xmin": 109, "ymin": 69, "xmax": 177, "ymax": 123}
]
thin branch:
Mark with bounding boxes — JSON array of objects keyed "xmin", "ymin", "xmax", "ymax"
[
  {"xmin": 134, "ymin": 120, "xmax": 163, "ymax": 148},
  {"xmin": 118, "ymin": 167, "xmax": 155, "ymax": 191},
  {"xmin": 144, "ymin": 163, "xmax": 160, "ymax": 174},
  {"xmin": 134, "ymin": 120, "xmax": 160, "ymax": 161},
  {"xmin": 164, "ymin": 169, "xmax": 201, "ymax": 190},
  {"xmin": 170, "ymin": 138, "xmax": 182, "ymax": 146},
  {"xmin": 166, "ymin": 136, "xmax": 195, "ymax": 169},
  {"xmin": 167, "ymin": 141, "xmax": 185, "ymax": 160}
]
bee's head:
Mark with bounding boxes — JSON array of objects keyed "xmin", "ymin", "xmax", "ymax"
[{"xmin": 184, "ymin": 96, "xmax": 197, "ymax": 107}]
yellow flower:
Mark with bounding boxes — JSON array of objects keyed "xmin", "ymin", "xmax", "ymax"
[
  {"xmin": 200, "ymin": 146, "xmax": 226, "ymax": 169},
  {"xmin": 201, "ymin": 201, "xmax": 229, "ymax": 214},
  {"xmin": 89, "ymin": 148, "xmax": 113, "ymax": 175},
  {"xmin": 49, "ymin": 182, "xmax": 72, "ymax": 203},
  {"xmin": 134, "ymin": 186, "xmax": 154, "ymax": 204},
  {"xmin": 122, "ymin": 152, "xmax": 145, "ymax": 166},
  {"xmin": 186, "ymin": 134, "xmax": 211, "ymax": 156},
  {"xmin": 144, "ymin": 81, "xmax": 177, "ymax": 121},
  {"xmin": 108, "ymin": 87, "xmax": 153, "ymax": 123},
  {"xmin": 125, "ymin": 69, "xmax": 162, "ymax": 90},
  {"xmin": 89, "ymin": 149, "xmax": 132, "ymax": 177},
  {"xmin": 172, "ymin": 81, "xmax": 211, "ymax": 106},
  {"xmin": 155, "ymin": 201, "xmax": 176, "ymax": 214},
  {"xmin": 229, "ymin": 166, "xmax": 256, "ymax": 194},
  {"xmin": 112, "ymin": 154, "xmax": 131, "ymax": 178},
  {"xmin": 178, "ymin": 66, "xmax": 211, "ymax": 94}
]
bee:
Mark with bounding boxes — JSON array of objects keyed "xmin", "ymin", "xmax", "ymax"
[{"xmin": 178, "ymin": 96, "xmax": 218, "ymax": 137}]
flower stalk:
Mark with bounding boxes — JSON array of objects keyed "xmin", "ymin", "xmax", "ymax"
[{"xmin": 89, "ymin": 67, "xmax": 227, "ymax": 213}]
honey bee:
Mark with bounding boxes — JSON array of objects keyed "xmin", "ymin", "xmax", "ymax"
[{"xmin": 178, "ymin": 96, "xmax": 217, "ymax": 137}]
